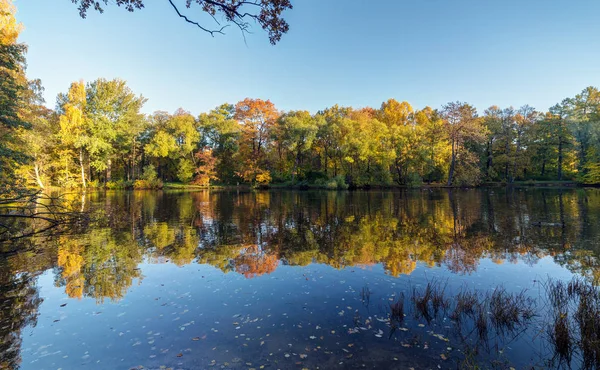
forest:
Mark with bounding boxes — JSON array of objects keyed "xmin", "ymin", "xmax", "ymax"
[{"xmin": 3, "ymin": 2, "xmax": 600, "ymax": 191}]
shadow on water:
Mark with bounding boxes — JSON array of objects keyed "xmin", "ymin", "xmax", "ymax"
[{"xmin": 1, "ymin": 188, "xmax": 600, "ymax": 368}]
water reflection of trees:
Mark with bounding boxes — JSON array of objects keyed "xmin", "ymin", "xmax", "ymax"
[
  {"xmin": 0, "ymin": 256, "xmax": 44, "ymax": 369},
  {"xmin": 4, "ymin": 189, "xmax": 600, "ymax": 303}
]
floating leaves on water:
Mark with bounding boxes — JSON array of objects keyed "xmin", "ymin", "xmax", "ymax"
[{"xmin": 429, "ymin": 332, "xmax": 449, "ymax": 342}]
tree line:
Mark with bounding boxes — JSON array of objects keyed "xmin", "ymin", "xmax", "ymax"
[
  {"xmin": 3, "ymin": 1, "xmax": 600, "ymax": 190},
  {"xmin": 15, "ymin": 81, "xmax": 600, "ymax": 190}
]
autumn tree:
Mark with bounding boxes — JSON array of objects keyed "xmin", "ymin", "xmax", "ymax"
[
  {"xmin": 84, "ymin": 78, "xmax": 146, "ymax": 182},
  {"xmin": 273, "ymin": 110, "xmax": 320, "ymax": 181},
  {"xmin": 71, "ymin": 0, "xmax": 293, "ymax": 44},
  {"xmin": 193, "ymin": 147, "xmax": 218, "ymax": 186},
  {"xmin": 416, "ymin": 107, "xmax": 450, "ymax": 183},
  {"xmin": 0, "ymin": 0, "xmax": 29, "ymax": 186},
  {"xmin": 198, "ymin": 103, "xmax": 240, "ymax": 183},
  {"xmin": 57, "ymin": 81, "xmax": 88, "ymax": 187},
  {"xmin": 145, "ymin": 109, "xmax": 199, "ymax": 182},
  {"xmin": 15, "ymin": 80, "xmax": 55, "ymax": 189},
  {"xmin": 441, "ymin": 102, "xmax": 487, "ymax": 186},
  {"xmin": 512, "ymin": 105, "xmax": 539, "ymax": 181},
  {"xmin": 234, "ymin": 98, "xmax": 278, "ymax": 185},
  {"xmin": 548, "ymin": 100, "xmax": 575, "ymax": 181},
  {"xmin": 315, "ymin": 105, "xmax": 351, "ymax": 178}
]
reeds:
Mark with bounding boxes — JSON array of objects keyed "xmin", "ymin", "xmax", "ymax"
[
  {"xmin": 389, "ymin": 293, "xmax": 405, "ymax": 324},
  {"xmin": 546, "ymin": 277, "xmax": 600, "ymax": 369},
  {"xmin": 411, "ymin": 280, "xmax": 449, "ymax": 322}
]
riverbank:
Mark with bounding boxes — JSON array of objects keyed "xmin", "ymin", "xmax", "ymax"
[
  {"xmin": 163, "ymin": 180, "xmax": 584, "ymax": 191},
  {"xmin": 35, "ymin": 180, "xmax": 589, "ymax": 193}
]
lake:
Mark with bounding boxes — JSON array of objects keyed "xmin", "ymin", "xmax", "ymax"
[{"xmin": 1, "ymin": 188, "xmax": 600, "ymax": 369}]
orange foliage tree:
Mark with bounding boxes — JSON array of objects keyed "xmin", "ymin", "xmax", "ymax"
[
  {"xmin": 193, "ymin": 147, "xmax": 218, "ymax": 186},
  {"xmin": 234, "ymin": 98, "xmax": 279, "ymax": 185}
]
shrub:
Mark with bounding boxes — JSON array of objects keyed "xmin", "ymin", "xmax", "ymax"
[
  {"xmin": 141, "ymin": 164, "xmax": 158, "ymax": 182},
  {"xmin": 406, "ymin": 172, "xmax": 422, "ymax": 188},
  {"xmin": 87, "ymin": 179, "xmax": 101, "ymax": 189},
  {"xmin": 133, "ymin": 179, "xmax": 163, "ymax": 189},
  {"xmin": 105, "ymin": 180, "xmax": 133, "ymax": 189},
  {"xmin": 315, "ymin": 175, "xmax": 348, "ymax": 190}
]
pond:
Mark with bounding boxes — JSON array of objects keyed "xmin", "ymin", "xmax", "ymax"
[{"xmin": 1, "ymin": 188, "xmax": 600, "ymax": 369}]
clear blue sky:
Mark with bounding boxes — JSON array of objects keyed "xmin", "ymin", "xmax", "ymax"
[{"xmin": 15, "ymin": 0, "xmax": 600, "ymax": 115}]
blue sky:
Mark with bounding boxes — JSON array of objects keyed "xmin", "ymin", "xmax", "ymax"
[{"xmin": 15, "ymin": 0, "xmax": 600, "ymax": 115}]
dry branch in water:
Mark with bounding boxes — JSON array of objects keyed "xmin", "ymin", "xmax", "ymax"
[{"xmin": 0, "ymin": 191, "xmax": 89, "ymax": 242}]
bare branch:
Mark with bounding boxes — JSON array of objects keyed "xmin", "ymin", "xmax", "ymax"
[{"xmin": 168, "ymin": 0, "xmax": 228, "ymax": 36}]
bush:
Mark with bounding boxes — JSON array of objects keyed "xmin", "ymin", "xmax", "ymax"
[
  {"xmin": 315, "ymin": 175, "xmax": 348, "ymax": 190},
  {"xmin": 133, "ymin": 179, "xmax": 163, "ymax": 189},
  {"xmin": 141, "ymin": 165, "xmax": 158, "ymax": 182},
  {"xmin": 87, "ymin": 179, "xmax": 101, "ymax": 189},
  {"xmin": 105, "ymin": 180, "xmax": 133, "ymax": 189},
  {"xmin": 406, "ymin": 172, "xmax": 422, "ymax": 188}
]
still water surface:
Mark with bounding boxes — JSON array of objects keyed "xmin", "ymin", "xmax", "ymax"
[{"xmin": 1, "ymin": 189, "xmax": 599, "ymax": 369}]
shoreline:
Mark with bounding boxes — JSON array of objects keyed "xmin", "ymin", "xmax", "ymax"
[{"xmin": 38, "ymin": 180, "xmax": 595, "ymax": 192}]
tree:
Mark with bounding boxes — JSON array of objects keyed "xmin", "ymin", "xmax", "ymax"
[
  {"xmin": 568, "ymin": 87, "xmax": 600, "ymax": 178},
  {"xmin": 416, "ymin": 107, "xmax": 450, "ymax": 183},
  {"xmin": 315, "ymin": 105, "xmax": 351, "ymax": 178},
  {"xmin": 57, "ymin": 81, "xmax": 88, "ymax": 187},
  {"xmin": 85, "ymin": 78, "xmax": 146, "ymax": 182},
  {"xmin": 193, "ymin": 147, "xmax": 218, "ymax": 186},
  {"xmin": 15, "ymin": 80, "xmax": 55, "ymax": 189},
  {"xmin": 0, "ymin": 0, "xmax": 29, "ymax": 186},
  {"xmin": 274, "ymin": 110, "xmax": 319, "ymax": 181},
  {"xmin": 548, "ymin": 100, "xmax": 574, "ymax": 181},
  {"xmin": 377, "ymin": 99, "xmax": 417, "ymax": 184},
  {"xmin": 234, "ymin": 98, "xmax": 278, "ymax": 185},
  {"xmin": 198, "ymin": 103, "xmax": 240, "ymax": 183},
  {"xmin": 512, "ymin": 105, "xmax": 539, "ymax": 181},
  {"xmin": 145, "ymin": 109, "xmax": 200, "ymax": 182},
  {"xmin": 71, "ymin": 0, "xmax": 293, "ymax": 44},
  {"xmin": 482, "ymin": 106, "xmax": 502, "ymax": 180},
  {"xmin": 441, "ymin": 102, "xmax": 487, "ymax": 186}
]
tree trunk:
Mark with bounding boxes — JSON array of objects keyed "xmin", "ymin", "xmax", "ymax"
[
  {"xmin": 511, "ymin": 136, "xmax": 521, "ymax": 183},
  {"xmin": 485, "ymin": 140, "xmax": 493, "ymax": 179},
  {"xmin": 541, "ymin": 159, "xmax": 546, "ymax": 177},
  {"xmin": 34, "ymin": 163, "xmax": 45, "ymax": 189},
  {"xmin": 79, "ymin": 149, "xmax": 87, "ymax": 188},
  {"xmin": 447, "ymin": 140, "xmax": 456, "ymax": 186},
  {"xmin": 106, "ymin": 158, "xmax": 112, "ymax": 182},
  {"xmin": 131, "ymin": 138, "xmax": 136, "ymax": 181},
  {"xmin": 504, "ymin": 139, "xmax": 510, "ymax": 181},
  {"xmin": 558, "ymin": 136, "xmax": 563, "ymax": 181}
]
